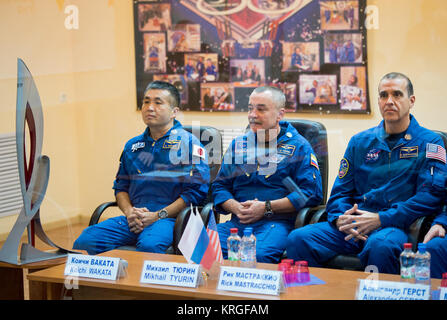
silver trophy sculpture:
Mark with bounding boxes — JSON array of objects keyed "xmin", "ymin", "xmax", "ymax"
[{"xmin": 0, "ymin": 59, "xmax": 76, "ymax": 265}]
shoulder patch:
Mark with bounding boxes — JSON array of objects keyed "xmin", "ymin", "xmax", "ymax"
[
  {"xmin": 192, "ymin": 144, "xmax": 206, "ymax": 159},
  {"xmin": 338, "ymin": 158, "xmax": 349, "ymax": 178},
  {"xmin": 310, "ymin": 153, "xmax": 319, "ymax": 170},
  {"xmin": 131, "ymin": 141, "xmax": 145, "ymax": 152},
  {"xmin": 426, "ymin": 143, "xmax": 446, "ymax": 163}
]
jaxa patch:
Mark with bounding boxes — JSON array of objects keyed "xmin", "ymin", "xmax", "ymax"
[
  {"xmin": 310, "ymin": 153, "xmax": 319, "ymax": 170},
  {"xmin": 277, "ymin": 144, "xmax": 296, "ymax": 156},
  {"xmin": 131, "ymin": 141, "xmax": 145, "ymax": 152},
  {"xmin": 400, "ymin": 146, "xmax": 418, "ymax": 159},
  {"xmin": 162, "ymin": 140, "xmax": 181, "ymax": 150},
  {"xmin": 338, "ymin": 158, "xmax": 349, "ymax": 178},
  {"xmin": 365, "ymin": 148, "xmax": 381, "ymax": 163}
]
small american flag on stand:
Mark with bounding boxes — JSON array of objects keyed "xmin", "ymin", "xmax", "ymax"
[
  {"xmin": 426, "ymin": 143, "xmax": 446, "ymax": 163},
  {"xmin": 206, "ymin": 209, "xmax": 224, "ymax": 264}
]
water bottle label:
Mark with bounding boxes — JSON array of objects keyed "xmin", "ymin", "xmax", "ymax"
[
  {"xmin": 401, "ymin": 267, "xmax": 414, "ymax": 279},
  {"xmin": 228, "ymin": 251, "xmax": 239, "ymax": 261}
]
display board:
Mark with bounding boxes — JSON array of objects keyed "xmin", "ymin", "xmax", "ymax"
[{"xmin": 133, "ymin": 0, "xmax": 370, "ymax": 114}]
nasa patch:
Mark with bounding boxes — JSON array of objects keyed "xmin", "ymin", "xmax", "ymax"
[{"xmin": 338, "ymin": 158, "xmax": 349, "ymax": 178}]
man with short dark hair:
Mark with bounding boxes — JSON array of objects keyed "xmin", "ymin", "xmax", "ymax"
[
  {"xmin": 73, "ymin": 81, "xmax": 210, "ymax": 254},
  {"xmin": 287, "ymin": 72, "xmax": 446, "ymax": 274},
  {"xmin": 213, "ymin": 86, "xmax": 323, "ymax": 263}
]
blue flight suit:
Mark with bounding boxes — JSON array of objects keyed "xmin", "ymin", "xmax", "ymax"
[
  {"xmin": 287, "ymin": 115, "xmax": 446, "ymax": 274},
  {"xmin": 73, "ymin": 120, "xmax": 210, "ymax": 255},
  {"xmin": 213, "ymin": 121, "xmax": 323, "ymax": 263},
  {"xmin": 426, "ymin": 211, "xmax": 447, "ymax": 278}
]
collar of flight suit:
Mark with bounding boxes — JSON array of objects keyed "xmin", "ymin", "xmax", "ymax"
[
  {"xmin": 143, "ymin": 119, "xmax": 183, "ymax": 143},
  {"xmin": 374, "ymin": 114, "xmax": 420, "ymax": 151}
]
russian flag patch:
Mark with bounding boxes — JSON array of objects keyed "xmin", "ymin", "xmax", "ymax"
[{"xmin": 310, "ymin": 153, "xmax": 319, "ymax": 170}]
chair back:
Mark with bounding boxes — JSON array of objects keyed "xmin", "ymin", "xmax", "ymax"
[
  {"xmin": 183, "ymin": 125, "xmax": 223, "ymax": 202},
  {"xmin": 283, "ymin": 119, "xmax": 329, "ymax": 204}
]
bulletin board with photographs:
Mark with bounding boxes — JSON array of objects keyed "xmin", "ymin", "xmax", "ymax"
[{"xmin": 133, "ymin": 0, "xmax": 370, "ymax": 114}]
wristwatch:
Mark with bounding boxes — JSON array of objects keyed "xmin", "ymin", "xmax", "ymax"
[
  {"xmin": 264, "ymin": 200, "xmax": 274, "ymax": 218},
  {"xmin": 158, "ymin": 208, "xmax": 169, "ymax": 219}
]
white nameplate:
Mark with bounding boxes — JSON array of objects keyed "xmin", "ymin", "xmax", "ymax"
[
  {"xmin": 217, "ymin": 266, "xmax": 283, "ymax": 296},
  {"xmin": 64, "ymin": 254, "xmax": 122, "ymax": 281},
  {"xmin": 439, "ymin": 287, "xmax": 447, "ymax": 300},
  {"xmin": 356, "ymin": 279, "xmax": 430, "ymax": 300},
  {"xmin": 140, "ymin": 261, "xmax": 201, "ymax": 288}
]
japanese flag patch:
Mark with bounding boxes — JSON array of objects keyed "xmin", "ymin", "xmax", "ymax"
[{"xmin": 193, "ymin": 144, "xmax": 206, "ymax": 159}]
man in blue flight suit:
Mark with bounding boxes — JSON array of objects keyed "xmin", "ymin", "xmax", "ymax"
[
  {"xmin": 286, "ymin": 72, "xmax": 446, "ymax": 274},
  {"xmin": 73, "ymin": 81, "xmax": 210, "ymax": 255},
  {"xmin": 213, "ymin": 86, "xmax": 323, "ymax": 263},
  {"xmin": 423, "ymin": 211, "xmax": 447, "ymax": 278}
]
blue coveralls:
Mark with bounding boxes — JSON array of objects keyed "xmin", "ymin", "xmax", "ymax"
[
  {"xmin": 426, "ymin": 212, "xmax": 447, "ymax": 278},
  {"xmin": 213, "ymin": 121, "xmax": 323, "ymax": 263},
  {"xmin": 287, "ymin": 115, "xmax": 446, "ymax": 274},
  {"xmin": 73, "ymin": 120, "xmax": 210, "ymax": 255}
]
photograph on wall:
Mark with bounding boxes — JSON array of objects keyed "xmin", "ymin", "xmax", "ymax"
[
  {"xmin": 138, "ymin": 3, "xmax": 171, "ymax": 32},
  {"xmin": 272, "ymin": 82, "xmax": 297, "ymax": 112},
  {"xmin": 324, "ymin": 33, "xmax": 362, "ymax": 64},
  {"xmin": 168, "ymin": 24, "xmax": 201, "ymax": 52},
  {"xmin": 200, "ymin": 83, "xmax": 235, "ymax": 111},
  {"xmin": 133, "ymin": 0, "xmax": 369, "ymax": 113},
  {"xmin": 340, "ymin": 66, "xmax": 367, "ymax": 111},
  {"xmin": 320, "ymin": 0, "xmax": 359, "ymax": 31},
  {"xmin": 184, "ymin": 53, "xmax": 219, "ymax": 82},
  {"xmin": 230, "ymin": 59, "xmax": 265, "ymax": 87},
  {"xmin": 153, "ymin": 74, "xmax": 188, "ymax": 105},
  {"xmin": 142, "ymin": 33, "xmax": 166, "ymax": 73},
  {"xmin": 299, "ymin": 74, "xmax": 337, "ymax": 105},
  {"xmin": 281, "ymin": 42, "xmax": 320, "ymax": 72}
]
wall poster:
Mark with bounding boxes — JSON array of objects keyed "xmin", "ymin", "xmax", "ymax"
[{"xmin": 133, "ymin": 0, "xmax": 370, "ymax": 114}]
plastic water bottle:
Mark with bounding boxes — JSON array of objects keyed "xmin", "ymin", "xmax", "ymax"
[
  {"xmin": 240, "ymin": 227, "xmax": 256, "ymax": 268},
  {"xmin": 227, "ymin": 228, "xmax": 241, "ymax": 266},
  {"xmin": 414, "ymin": 243, "xmax": 431, "ymax": 285},
  {"xmin": 399, "ymin": 243, "xmax": 415, "ymax": 282}
]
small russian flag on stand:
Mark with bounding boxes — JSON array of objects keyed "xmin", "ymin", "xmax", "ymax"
[{"xmin": 178, "ymin": 206, "xmax": 218, "ymax": 270}]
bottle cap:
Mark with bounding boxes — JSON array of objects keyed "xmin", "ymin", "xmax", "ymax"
[
  {"xmin": 230, "ymin": 228, "xmax": 238, "ymax": 233},
  {"xmin": 243, "ymin": 228, "xmax": 252, "ymax": 236},
  {"xmin": 418, "ymin": 243, "xmax": 426, "ymax": 252},
  {"xmin": 281, "ymin": 259, "xmax": 293, "ymax": 266},
  {"xmin": 403, "ymin": 243, "xmax": 412, "ymax": 249}
]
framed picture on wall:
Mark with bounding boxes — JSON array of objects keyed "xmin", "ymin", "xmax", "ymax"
[
  {"xmin": 167, "ymin": 24, "xmax": 201, "ymax": 52},
  {"xmin": 184, "ymin": 53, "xmax": 219, "ymax": 82},
  {"xmin": 137, "ymin": 3, "xmax": 171, "ymax": 32},
  {"xmin": 230, "ymin": 59, "xmax": 265, "ymax": 87},
  {"xmin": 340, "ymin": 66, "xmax": 367, "ymax": 111},
  {"xmin": 320, "ymin": 0, "xmax": 360, "ymax": 31},
  {"xmin": 281, "ymin": 42, "xmax": 320, "ymax": 72},
  {"xmin": 200, "ymin": 83, "xmax": 235, "ymax": 111},
  {"xmin": 323, "ymin": 33, "xmax": 363, "ymax": 64},
  {"xmin": 298, "ymin": 74, "xmax": 337, "ymax": 106},
  {"xmin": 133, "ymin": 0, "xmax": 370, "ymax": 114},
  {"xmin": 142, "ymin": 33, "xmax": 166, "ymax": 73}
]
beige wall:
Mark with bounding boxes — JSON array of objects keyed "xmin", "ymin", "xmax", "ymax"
[{"xmin": 1, "ymin": 0, "xmax": 447, "ymax": 239}]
